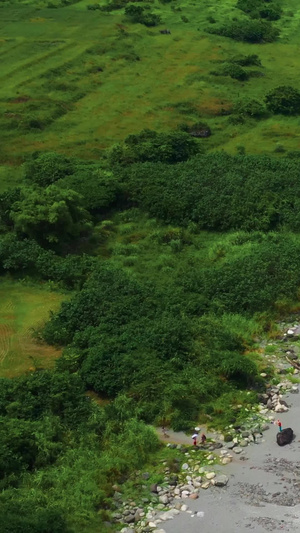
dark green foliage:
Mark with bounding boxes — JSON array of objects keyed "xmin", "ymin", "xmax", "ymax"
[
  {"xmin": 109, "ymin": 129, "xmax": 200, "ymax": 166},
  {"xmin": 0, "ymin": 234, "xmax": 96, "ymax": 289},
  {"xmin": 209, "ymin": 18, "xmax": 279, "ymax": 42},
  {"xmin": 57, "ymin": 166, "xmax": 120, "ymax": 213},
  {"xmin": 265, "ymin": 86, "xmax": 300, "ymax": 115},
  {"xmin": 24, "ymin": 152, "xmax": 74, "ymax": 187},
  {"xmin": 200, "ymin": 234, "xmax": 300, "ymax": 313},
  {"xmin": 211, "ymin": 63, "xmax": 249, "ymax": 81},
  {"xmin": 259, "ymin": 4, "xmax": 282, "ymax": 20},
  {"xmin": 236, "ymin": 0, "xmax": 282, "ymax": 20},
  {"xmin": 10, "ymin": 185, "xmax": 91, "ymax": 245},
  {"xmin": 0, "ymin": 188, "xmax": 21, "ymax": 231},
  {"xmin": 230, "ymin": 53, "xmax": 261, "ymax": 66},
  {"xmin": 125, "ymin": 4, "xmax": 161, "ymax": 26},
  {"xmin": 0, "ymin": 506, "xmax": 68, "ymax": 533},
  {"xmin": 234, "ymin": 98, "xmax": 267, "ymax": 118},
  {"xmin": 123, "ymin": 153, "xmax": 300, "ymax": 231}
]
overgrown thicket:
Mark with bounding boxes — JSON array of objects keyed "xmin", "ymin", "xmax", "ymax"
[
  {"xmin": 122, "ymin": 153, "xmax": 300, "ymax": 231},
  {"xmin": 0, "ymin": 371, "xmax": 159, "ymax": 532},
  {"xmin": 2, "ymin": 130, "xmax": 300, "ymax": 531}
]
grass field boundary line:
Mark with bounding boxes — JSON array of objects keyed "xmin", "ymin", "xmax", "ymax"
[{"xmin": 0, "ymin": 41, "xmax": 83, "ymax": 84}]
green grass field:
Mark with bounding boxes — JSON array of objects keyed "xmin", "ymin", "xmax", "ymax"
[
  {"xmin": 0, "ymin": 0, "xmax": 300, "ymax": 184},
  {"xmin": 0, "ymin": 280, "xmax": 65, "ymax": 378}
]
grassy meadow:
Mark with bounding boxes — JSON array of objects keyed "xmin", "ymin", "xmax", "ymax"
[
  {"xmin": 0, "ymin": 0, "xmax": 300, "ymax": 182},
  {"xmin": 0, "ymin": 280, "xmax": 64, "ymax": 378}
]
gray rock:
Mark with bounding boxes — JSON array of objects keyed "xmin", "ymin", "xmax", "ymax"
[
  {"xmin": 239, "ymin": 439, "xmax": 248, "ymax": 447},
  {"xmin": 213, "ymin": 474, "xmax": 229, "ymax": 487},
  {"xmin": 267, "ymin": 398, "xmax": 273, "ymax": 410},
  {"xmin": 159, "ymin": 495, "xmax": 169, "ymax": 505},
  {"xmin": 150, "ymin": 483, "xmax": 158, "ymax": 493},
  {"xmin": 233, "ymin": 447, "xmax": 243, "ymax": 454},
  {"xmin": 226, "ymin": 441, "xmax": 236, "ymax": 449},
  {"xmin": 241, "ymin": 430, "xmax": 250, "ymax": 438},
  {"xmin": 124, "ymin": 514, "xmax": 135, "ymax": 523}
]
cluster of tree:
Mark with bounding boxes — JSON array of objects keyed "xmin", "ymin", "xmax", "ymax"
[
  {"xmin": 125, "ymin": 4, "xmax": 161, "ymax": 26},
  {"xmin": 209, "ymin": 0, "xmax": 282, "ymax": 43},
  {"xmin": 3, "ymin": 138, "xmax": 300, "ymax": 530},
  {"xmin": 208, "ymin": 17, "xmax": 279, "ymax": 42},
  {"xmin": 121, "ymin": 152, "xmax": 300, "ymax": 231},
  {"xmin": 108, "ymin": 129, "xmax": 200, "ymax": 166},
  {"xmin": 0, "ymin": 370, "xmax": 159, "ymax": 531},
  {"xmin": 236, "ymin": 0, "xmax": 282, "ymax": 21},
  {"xmin": 42, "ymin": 262, "xmax": 261, "ymax": 428},
  {"xmin": 210, "ymin": 53, "xmax": 263, "ymax": 81}
]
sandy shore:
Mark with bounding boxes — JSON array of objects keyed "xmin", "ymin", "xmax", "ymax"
[{"xmin": 161, "ymin": 390, "xmax": 300, "ymax": 533}]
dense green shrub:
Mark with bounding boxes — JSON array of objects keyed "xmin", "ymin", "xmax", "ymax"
[
  {"xmin": 211, "ymin": 63, "xmax": 249, "ymax": 80},
  {"xmin": 265, "ymin": 86, "xmax": 300, "ymax": 115},
  {"xmin": 57, "ymin": 167, "xmax": 120, "ymax": 213},
  {"xmin": 234, "ymin": 99, "xmax": 267, "ymax": 118},
  {"xmin": 209, "ymin": 18, "xmax": 279, "ymax": 42},
  {"xmin": 109, "ymin": 129, "xmax": 200, "ymax": 166},
  {"xmin": 200, "ymin": 235, "xmax": 300, "ymax": 313},
  {"xmin": 236, "ymin": 0, "xmax": 282, "ymax": 20},
  {"xmin": 259, "ymin": 4, "xmax": 282, "ymax": 20},
  {"xmin": 125, "ymin": 4, "xmax": 161, "ymax": 26},
  {"xmin": 24, "ymin": 152, "xmax": 74, "ymax": 187},
  {"xmin": 230, "ymin": 53, "xmax": 261, "ymax": 66},
  {"xmin": 10, "ymin": 185, "xmax": 91, "ymax": 246},
  {"xmin": 123, "ymin": 153, "xmax": 300, "ymax": 231}
]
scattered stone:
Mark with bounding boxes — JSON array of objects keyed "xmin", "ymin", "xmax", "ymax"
[
  {"xmin": 158, "ymin": 495, "xmax": 169, "ymax": 505},
  {"xmin": 181, "ymin": 504, "xmax": 188, "ymax": 511},
  {"xmin": 233, "ymin": 447, "xmax": 243, "ymax": 454},
  {"xmin": 212, "ymin": 475, "xmax": 229, "ymax": 487},
  {"xmin": 205, "ymin": 472, "xmax": 216, "ymax": 480},
  {"xmin": 201, "ymin": 481, "xmax": 211, "ymax": 489}
]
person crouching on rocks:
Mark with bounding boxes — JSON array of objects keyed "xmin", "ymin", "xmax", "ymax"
[{"xmin": 201, "ymin": 433, "xmax": 207, "ymax": 444}]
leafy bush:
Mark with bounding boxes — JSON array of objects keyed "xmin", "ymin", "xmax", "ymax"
[
  {"xmin": 125, "ymin": 4, "xmax": 161, "ymax": 26},
  {"xmin": 24, "ymin": 152, "xmax": 74, "ymax": 187},
  {"xmin": 209, "ymin": 18, "xmax": 279, "ymax": 42},
  {"xmin": 234, "ymin": 99, "xmax": 267, "ymax": 118},
  {"xmin": 108, "ymin": 129, "xmax": 200, "ymax": 166},
  {"xmin": 259, "ymin": 4, "xmax": 282, "ymax": 20},
  {"xmin": 10, "ymin": 185, "xmax": 91, "ymax": 246},
  {"xmin": 57, "ymin": 167, "xmax": 120, "ymax": 213},
  {"xmin": 236, "ymin": 0, "xmax": 282, "ymax": 20},
  {"xmin": 230, "ymin": 53, "xmax": 261, "ymax": 66},
  {"xmin": 124, "ymin": 153, "xmax": 300, "ymax": 231},
  {"xmin": 265, "ymin": 86, "xmax": 300, "ymax": 115},
  {"xmin": 211, "ymin": 63, "xmax": 249, "ymax": 81}
]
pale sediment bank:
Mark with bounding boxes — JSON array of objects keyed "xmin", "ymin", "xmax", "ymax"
[{"xmin": 162, "ymin": 390, "xmax": 300, "ymax": 533}]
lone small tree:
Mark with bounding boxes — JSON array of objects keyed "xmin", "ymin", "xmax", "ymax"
[{"xmin": 265, "ymin": 86, "xmax": 300, "ymax": 115}]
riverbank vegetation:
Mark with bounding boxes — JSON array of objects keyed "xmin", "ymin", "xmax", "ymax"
[{"xmin": 2, "ymin": 0, "xmax": 300, "ymax": 530}]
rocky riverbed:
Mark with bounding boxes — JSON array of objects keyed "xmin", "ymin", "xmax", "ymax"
[{"xmin": 119, "ymin": 320, "xmax": 300, "ymax": 533}]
